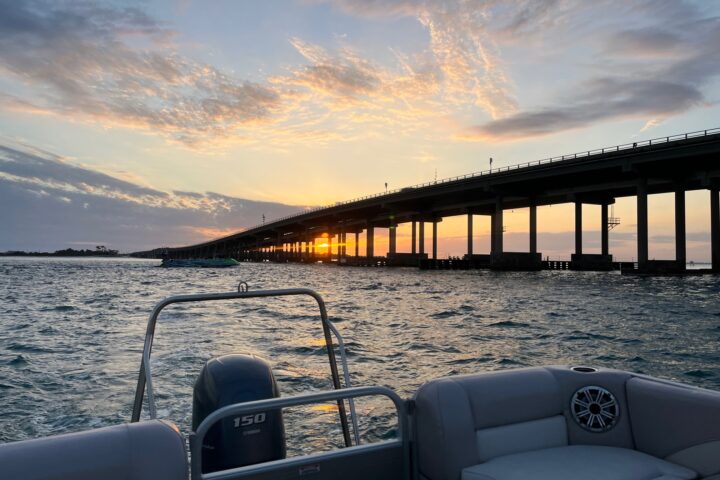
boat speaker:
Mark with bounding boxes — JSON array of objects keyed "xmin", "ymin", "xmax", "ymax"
[
  {"xmin": 192, "ymin": 354, "xmax": 286, "ymax": 473},
  {"xmin": 570, "ymin": 385, "xmax": 619, "ymax": 432}
]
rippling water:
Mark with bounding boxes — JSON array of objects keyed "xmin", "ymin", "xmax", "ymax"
[{"xmin": 1, "ymin": 257, "xmax": 719, "ymax": 453}]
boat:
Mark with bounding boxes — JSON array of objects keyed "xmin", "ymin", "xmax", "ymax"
[
  {"xmin": 1, "ymin": 285, "xmax": 719, "ymax": 480},
  {"xmin": 160, "ymin": 258, "xmax": 240, "ymax": 268}
]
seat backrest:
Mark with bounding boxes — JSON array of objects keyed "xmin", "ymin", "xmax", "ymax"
[
  {"xmin": 413, "ymin": 366, "xmax": 636, "ymax": 480},
  {"xmin": 627, "ymin": 376, "xmax": 720, "ymax": 477},
  {"xmin": 413, "ymin": 367, "xmax": 566, "ymax": 480},
  {"xmin": 0, "ymin": 420, "xmax": 188, "ymax": 480}
]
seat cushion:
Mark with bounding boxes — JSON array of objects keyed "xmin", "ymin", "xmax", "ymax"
[
  {"xmin": 476, "ymin": 415, "xmax": 567, "ymax": 462},
  {"xmin": 0, "ymin": 420, "xmax": 187, "ymax": 480},
  {"xmin": 462, "ymin": 445, "xmax": 697, "ymax": 480}
]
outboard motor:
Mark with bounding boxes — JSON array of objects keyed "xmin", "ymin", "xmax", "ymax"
[{"xmin": 192, "ymin": 354, "xmax": 286, "ymax": 473}]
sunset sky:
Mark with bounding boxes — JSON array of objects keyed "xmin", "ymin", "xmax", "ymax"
[{"xmin": 1, "ymin": 0, "xmax": 719, "ymax": 259}]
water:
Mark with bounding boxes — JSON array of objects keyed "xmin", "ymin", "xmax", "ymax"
[{"xmin": 1, "ymin": 257, "xmax": 719, "ymax": 453}]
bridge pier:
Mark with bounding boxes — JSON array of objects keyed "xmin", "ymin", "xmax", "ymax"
[
  {"xmin": 354, "ymin": 231, "xmax": 359, "ymax": 257},
  {"xmin": 570, "ymin": 201, "xmax": 612, "ymax": 270},
  {"xmin": 491, "ymin": 198, "xmax": 503, "ymax": 257},
  {"xmin": 389, "ymin": 224, "xmax": 397, "ymax": 256},
  {"xmin": 628, "ymin": 179, "xmax": 686, "ymax": 274},
  {"xmin": 575, "ymin": 201, "xmax": 583, "ymax": 256},
  {"xmin": 411, "ymin": 221, "xmax": 417, "ymax": 254},
  {"xmin": 340, "ymin": 230, "xmax": 346, "ymax": 260},
  {"xmin": 675, "ymin": 189, "xmax": 686, "ymax": 267},
  {"xmin": 419, "ymin": 222, "xmax": 425, "ymax": 255},
  {"xmin": 529, "ymin": 204, "xmax": 537, "ymax": 255},
  {"xmin": 432, "ymin": 220, "xmax": 438, "ymax": 260},
  {"xmin": 637, "ymin": 177, "xmax": 649, "ymax": 270},
  {"xmin": 601, "ymin": 203, "xmax": 609, "ymax": 256},
  {"xmin": 712, "ymin": 187, "xmax": 719, "ymax": 272},
  {"xmin": 366, "ymin": 225, "xmax": 374, "ymax": 259},
  {"xmin": 467, "ymin": 213, "xmax": 473, "ymax": 256}
]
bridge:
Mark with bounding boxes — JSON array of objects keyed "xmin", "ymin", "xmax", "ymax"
[{"xmin": 136, "ymin": 128, "xmax": 720, "ymax": 274}]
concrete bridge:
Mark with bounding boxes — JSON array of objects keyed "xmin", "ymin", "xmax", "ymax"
[{"xmin": 136, "ymin": 128, "xmax": 720, "ymax": 274}]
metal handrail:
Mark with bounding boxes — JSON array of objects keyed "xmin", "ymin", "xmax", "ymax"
[
  {"xmin": 130, "ymin": 288, "xmax": 359, "ymax": 447},
  {"xmin": 189, "ymin": 386, "xmax": 409, "ymax": 480}
]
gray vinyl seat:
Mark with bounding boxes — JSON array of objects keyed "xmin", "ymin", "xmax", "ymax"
[
  {"xmin": 462, "ymin": 445, "xmax": 695, "ymax": 480},
  {"xmin": 0, "ymin": 420, "xmax": 188, "ymax": 480},
  {"xmin": 413, "ymin": 367, "xmax": 720, "ymax": 480}
]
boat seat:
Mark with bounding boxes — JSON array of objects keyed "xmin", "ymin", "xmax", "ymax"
[
  {"xmin": 0, "ymin": 420, "xmax": 187, "ymax": 480},
  {"xmin": 462, "ymin": 445, "xmax": 696, "ymax": 480},
  {"xmin": 413, "ymin": 367, "xmax": 711, "ymax": 480}
]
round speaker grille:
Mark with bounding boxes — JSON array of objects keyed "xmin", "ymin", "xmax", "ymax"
[{"xmin": 570, "ymin": 386, "xmax": 619, "ymax": 432}]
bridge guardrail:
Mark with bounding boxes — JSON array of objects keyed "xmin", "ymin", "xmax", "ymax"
[{"xmin": 251, "ymin": 128, "xmax": 720, "ymax": 227}]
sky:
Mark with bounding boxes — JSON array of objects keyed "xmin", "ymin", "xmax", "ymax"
[{"xmin": 0, "ymin": 0, "xmax": 719, "ymax": 258}]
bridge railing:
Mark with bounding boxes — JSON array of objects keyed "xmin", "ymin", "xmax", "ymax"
[{"xmin": 246, "ymin": 127, "xmax": 720, "ymax": 233}]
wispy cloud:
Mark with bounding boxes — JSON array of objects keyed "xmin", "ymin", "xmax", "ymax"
[
  {"xmin": 461, "ymin": 1, "xmax": 720, "ymax": 140},
  {"xmin": 0, "ymin": 143, "xmax": 306, "ymax": 251},
  {"xmin": 0, "ymin": 0, "xmax": 281, "ymax": 146},
  {"xmin": 463, "ymin": 78, "xmax": 705, "ymax": 141},
  {"xmin": 322, "ymin": 0, "xmax": 520, "ymax": 118},
  {"xmin": 285, "ymin": 38, "xmax": 382, "ymax": 100},
  {"xmin": 1, "ymin": 0, "xmax": 718, "ymax": 147}
]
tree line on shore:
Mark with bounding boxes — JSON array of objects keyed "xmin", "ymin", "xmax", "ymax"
[{"xmin": 0, "ymin": 245, "xmax": 120, "ymax": 257}]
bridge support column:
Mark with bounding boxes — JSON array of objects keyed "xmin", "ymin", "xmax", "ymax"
[
  {"xmin": 575, "ymin": 201, "xmax": 583, "ymax": 255},
  {"xmin": 419, "ymin": 222, "xmax": 425, "ymax": 255},
  {"xmin": 411, "ymin": 221, "xmax": 417, "ymax": 254},
  {"xmin": 491, "ymin": 198, "xmax": 503, "ymax": 257},
  {"xmin": 637, "ymin": 178, "xmax": 649, "ymax": 269},
  {"xmin": 366, "ymin": 225, "xmax": 374, "ymax": 259},
  {"xmin": 711, "ymin": 187, "xmax": 720, "ymax": 272},
  {"xmin": 337, "ymin": 230, "xmax": 342, "ymax": 259},
  {"xmin": 432, "ymin": 220, "xmax": 438, "ymax": 260},
  {"xmin": 601, "ymin": 204, "xmax": 609, "ymax": 256},
  {"xmin": 675, "ymin": 189, "xmax": 686, "ymax": 267},
  {"xmin": 354, "ymin": 232, "xmax": 359, "ymax": 257},
  {"xmin": 529, "ymin": 204, "xmax": 537, "ymax": 254},
  {"xmin": 467, "ymin": 213, "xmax": 473, "ymax": 256},
  {"xmin": 389, "ymin": 225, "xmax": 397, "ymax": 256}
]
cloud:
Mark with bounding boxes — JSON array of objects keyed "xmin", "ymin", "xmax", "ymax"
[
  {"xmin": 464, "ymin": 79, "xmax": 704, "ymax": 141},
  {"xmin": 266, "ymin": 38, "xmax": 446, "ymax": 139},
  {"xmin": 605, "ymin": 28, "xmax": 684, "ymax": 57},
  {"xmin": 326, "ymin": 0, "xmax": 719, "ymax": 141},
  {"xmin": 1, "ymin": 0, "xmax": 718, "ymax": 148},
  {"xmin": 0, "ymin": 143, "xmax": 307, "ymax": 251},
  {"xmin": 285, "ymin": 38, "xmax": 382, "ymax": 99},
  {"xmin": 0, "ymin": 0, "xmax": 281, "ymax": 146},
  {"xmin": 320, "ymin": 0, "xmax": 520, "ymax": 118},
  {"xmin": 461, "ymin": 2, "xmax": 720, "ymax": 141}
]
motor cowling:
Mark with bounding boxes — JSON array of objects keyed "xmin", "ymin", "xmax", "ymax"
[{"xmin": 192, "ymin": 354, "xmax": 286, "ymax": 473}]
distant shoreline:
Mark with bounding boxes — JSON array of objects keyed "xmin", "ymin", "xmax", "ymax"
[{"xmin": 0, "ymin": 247, "xmax": 121, "ymax": 257}]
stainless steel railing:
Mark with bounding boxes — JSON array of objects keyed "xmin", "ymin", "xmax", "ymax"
[
  {"xmin": 131, "ymin": 287, "xmax": 360, "ymax": 447},
  {"xmin": 189, "ymin": 386, "xmax": 409, "ymax": 480}
]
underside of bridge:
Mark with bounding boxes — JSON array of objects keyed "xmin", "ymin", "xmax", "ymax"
[{"xmin": 134, "ymin": 130, "xmax": 720, "ymax": 274}]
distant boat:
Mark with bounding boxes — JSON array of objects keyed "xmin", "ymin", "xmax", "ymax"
[{"xmin": 160, "ymin": 258, "xmax": 239, "ymax": 268}]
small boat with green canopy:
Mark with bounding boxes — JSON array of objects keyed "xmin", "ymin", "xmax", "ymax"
[{"xmin": 160, "ymin": 258, "xmax": 239, "ymax": 268}]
